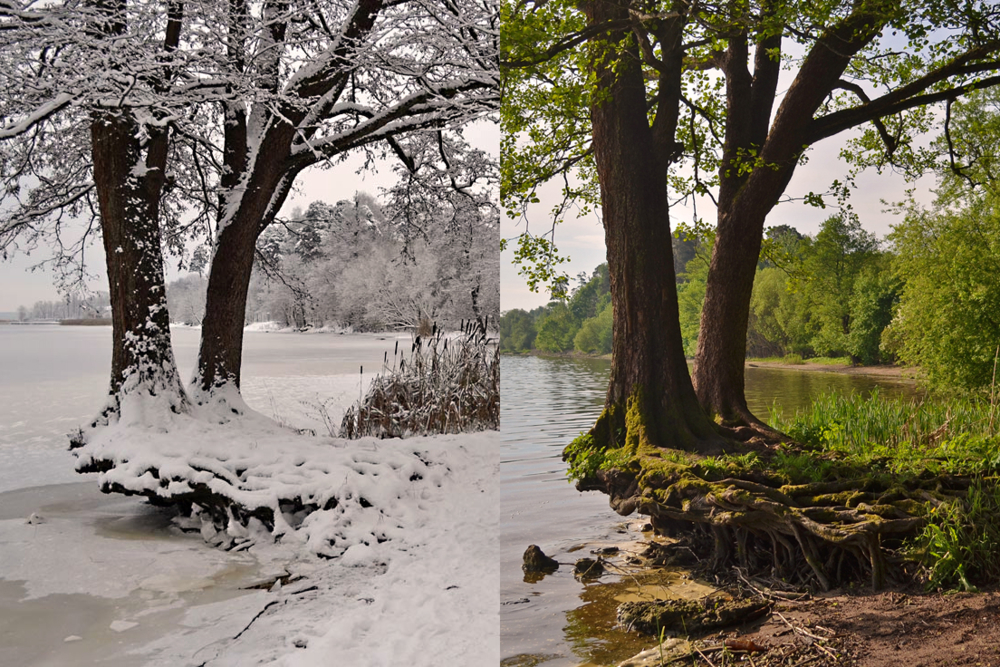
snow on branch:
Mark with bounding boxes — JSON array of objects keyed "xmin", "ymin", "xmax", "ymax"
[{"xmin": 0, "ymin": 0, "xmax": 498, "ymax": 266}]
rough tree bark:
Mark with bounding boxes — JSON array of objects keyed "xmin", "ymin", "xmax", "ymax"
[
  {"xmin": 194, "ymin": 0, "xmax": 378, "ymax": 396},
  {"xmin": 78, "ymin": 0, "xmax": 186, "ymax": 425},
  {"xmin": 573, "ymin": 0, "xmax": 727, "ymax": 463},
  {"xmin": 693, "ymin": 0, "xmax": 890, "ymax": 428},
  {"xmin": 196, "ymin": 135, "xmax": 298, "ymax": 392}
]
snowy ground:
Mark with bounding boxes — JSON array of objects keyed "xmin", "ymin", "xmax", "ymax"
[{"xmin": 0, "ymin": 330, "xmax": 499, "ymax": 666}]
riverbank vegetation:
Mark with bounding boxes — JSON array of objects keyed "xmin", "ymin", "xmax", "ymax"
[
  {"xmin": 341, "ymin": 318, "xmax": 499, "ymax": 438},
  {"xmin": 566, "ymin": 390, "xmax": 1000, "ymax": 592},
  {"xmin": 502, "ymin": 121, "xmax": 1000, "ymax": 397},
  {"xmin": 555, "ymin": 87, "xmax": 1000, "ymax": 592}
]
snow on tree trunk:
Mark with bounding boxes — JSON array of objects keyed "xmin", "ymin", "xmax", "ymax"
[{"xmin": 72, "ymin": 109, "xmax": 186, "ymax": 455}]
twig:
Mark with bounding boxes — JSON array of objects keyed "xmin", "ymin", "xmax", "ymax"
[
  {"xmin": 774, "ymin": 612, "xmax": 838, "ymax": 659},
  {"xmin": 694, "ymin": 646, "xmax": 719, "ymax": 667},
  {"xmin": 736, "ymin": 568, "xmax": 808, "ymax": 603}
]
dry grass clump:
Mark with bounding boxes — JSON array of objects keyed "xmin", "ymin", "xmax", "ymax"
[{"xmin": 340, "ymin": 318, "xmax": 498, "ymax": 438}]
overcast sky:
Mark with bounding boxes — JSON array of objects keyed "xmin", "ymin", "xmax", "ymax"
[{"xmin": 0, "ymin": 121, "xmax": 498, "ymax": 313}]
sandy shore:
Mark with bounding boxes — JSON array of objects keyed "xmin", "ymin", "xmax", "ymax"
[{"xmin": 746, "ymin": 360, "xmax": 917, "ymax": 380}]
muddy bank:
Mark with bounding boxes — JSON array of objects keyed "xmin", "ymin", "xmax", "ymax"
[
  {"xmin": 746, "ymin": 360, "xmax": 917, "ymax": 380},
  {"xmin": 709, "ymin": 587, "xmax": 1000, "ymax": 666}
]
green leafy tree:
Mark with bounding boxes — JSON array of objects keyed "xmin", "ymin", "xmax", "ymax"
[
  {"xmin": 798, "ymin": 215, "xmax": 878, "ymax": 358},
  {"xmin": 574, "ymin": 300, "xmax": 613, "ymax": 354},
  {"xmin": 534, "ymin": 302, "xmax": 579, "ymax": 352},
  {"xmin": 677, "ymin": 251, "xmax": 709, "ymax": 357},
  {"xmin": 569, "ymin": 265, "xmax": 610, "ymax": 322},
  {"xmin": 846, "ymin": 263, "xmax": 900, "ymax": 365},
  {"xmin": 500, "ymin": 309, "xmax": 538, "ymax": 352},
  {"xmin": 505, "ymin": 0, "xmax": 1000, "ymax": 448},
  {"xmin": 889, "ymin": 197, "xmax": 1000, "ymax": 389}
]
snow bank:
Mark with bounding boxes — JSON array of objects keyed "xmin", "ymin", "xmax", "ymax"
[
  {"xmin": 73, "ymin": 393, "xmax": 474, "ymax": 560},
  {"xmin": 244, "ymin": 321, "xmax": 286, "ymax": 332},
  {"xmin": 65, "ymin": 394, "xmax": 500, "ymax": 664},
  {"xmin": 182, "ymin": 432, "xmax": 500, "ymax": 666}
]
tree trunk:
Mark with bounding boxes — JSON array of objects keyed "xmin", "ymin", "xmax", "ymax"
[
  {"xmin": 693, "ymin": 4, "xmax": 888, "ymax": 428},
  {"xmin": 88, "ymin": 110, "xmax": 186, "ymax": 417},
  {"xmin": 581, "ymin": 0, "xmax": 725, "ymax": 457},
  {"xmin": 196, "ymin": 133, "xmax": 298, "ymax": 395}
]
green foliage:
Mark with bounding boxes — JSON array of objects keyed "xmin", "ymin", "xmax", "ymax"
[
  {"xmin": 770, "ymin": 391, "xmax": 1000, "ymax": 479},
  {"xmin": 499, "ymin": 308, "xmax": 537, "ymax": 352},
  {"xmin": 846, "ymin": 263, "xmax": 899, "ymax": 365},
  {"xmin": 574, "ymin": 300, "xmax": 613, "ymax": 354},
  {"xmin": 564, "ymin": 431, "xmax": 633, "ymax": 482},
  {"xmin": 534, "ymin": 301, "xmax": 578, "ymax": 352},
  {"xmin": 748, "ymin": 267, "xmax": 817, "ymax": 358},
  {"xmin": 911, "ymin": 481, "xmax": 1000, "ymax": 591},
  {"xmin": 889, "ymin": 196, "xmax": 1000, "ymax": 390},
  {"xmin": 500, "ymin": 262, "xmax": 612, "ymax": 355},
  {"xmin": 676, "ymin": 238, "xmax": 711, "ymax": 356},
  {"xmin": 797, "ymin": 215, "xmax": 879, "ymax": 358}
]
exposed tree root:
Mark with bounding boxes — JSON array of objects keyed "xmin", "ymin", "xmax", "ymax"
[{"xmin": 572, "ymin": 441, "xmax": 973, "ymax": 590}]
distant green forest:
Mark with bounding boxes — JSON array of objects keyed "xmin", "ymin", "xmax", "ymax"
[{"xmin": 501, "ymin": 199, "xmax": 1000, "ymax": 393}]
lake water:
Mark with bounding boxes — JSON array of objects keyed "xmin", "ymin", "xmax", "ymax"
[
  {"xmin": 499, "ymin": 354, "xmax": 919, "ymax": 667},
  {"xmin": 0, "ymin": 325, "xmax": 409, "ymax": 493}
]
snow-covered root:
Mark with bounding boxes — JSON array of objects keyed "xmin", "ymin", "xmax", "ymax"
[{"xmin": 71, "ymin": 403, "xmax": 459, "ymax": 558}]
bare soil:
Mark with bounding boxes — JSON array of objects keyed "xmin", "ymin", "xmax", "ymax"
[
  {"xmin": 731, "ymin": 588, "xmax": 1000, "ymax": 666},
  {"xmin": 745, "ymin": 360, "xmax": 916, "ymax": 379}
]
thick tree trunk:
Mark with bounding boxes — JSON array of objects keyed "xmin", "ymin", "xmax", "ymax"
[
  {"xmin": 197, "ymin": 215, "xmax": 258, "ymax": 392},
  {"xmin": 88, "ymin": 110, "xmax": 186, "ymax": 417},
  {"xmin": 581, "ymin": 0, "xmax": 725, "ymax": 456},
  {"xmin": 196, "ymin": 133, "xmax": 298, "ymax": 394},
  {"xmin": 694, "ymin": 195, "xmax": 777, "ymax": 428},
  {"xmin": 693, "ymin": 4, "xmax": 888, "ymax": 427}
]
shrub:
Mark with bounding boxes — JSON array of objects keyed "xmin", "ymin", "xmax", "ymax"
[{"xmin": 340, "ymin": 318, "xmax": 499, "ymax": 438}]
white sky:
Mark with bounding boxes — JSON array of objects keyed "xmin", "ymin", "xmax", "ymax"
[{"xmin": 0, "ymin": 121, "xmax": 498, "ymax": 313}]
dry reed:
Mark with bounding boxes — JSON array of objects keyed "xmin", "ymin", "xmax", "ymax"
[{"xmin": 340, "ymin": 318, "xmax": 499, "ymax": 438}]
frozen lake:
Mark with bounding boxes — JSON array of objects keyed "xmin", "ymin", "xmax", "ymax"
[{"xmin": 0, "ymin": 325, "xmax": 409, "ymax": 493}]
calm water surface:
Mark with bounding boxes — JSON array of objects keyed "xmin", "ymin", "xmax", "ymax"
[{"xmin": 500, "ymin": 354, "xmax": 919, "ymax": 667}]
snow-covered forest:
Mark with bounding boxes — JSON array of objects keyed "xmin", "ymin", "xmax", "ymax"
[{"xmin": 169, "ymin": 188, "xmax": 499, "ymax": 331}]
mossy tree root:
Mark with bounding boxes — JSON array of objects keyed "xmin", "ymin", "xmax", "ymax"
[{"xmin": 568, "ymin": 442, "xmax": 975, "ymax": 590}]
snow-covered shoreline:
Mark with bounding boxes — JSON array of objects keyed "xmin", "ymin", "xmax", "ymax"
[
  {"xmin": 0, "ymin": 431, "xmax": 499, "ymax": 666},
  {"xmin": 0, "ymin": 330, "xmax": 499, "ymax": 665}
]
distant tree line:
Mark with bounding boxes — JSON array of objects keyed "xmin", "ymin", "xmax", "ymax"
[
  {"xmin": 501, "ymin": 193, "xmax": 1000, "ymax": 394},
  {"xmin": 166, "ymin": 192, "xmax": 499, "ymax": 332},
  {"xmin": 16, "ymin": 292, "xmax": 111, "ymax": 321}
]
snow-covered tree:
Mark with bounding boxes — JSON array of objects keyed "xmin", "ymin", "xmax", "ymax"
[
  {"xmin": 0, "ymin": 0, "xmax": 498, "ymax": 422},
  {"xmin": 166, "ymin": 273, "xmax": 208, "ymax": 325}
]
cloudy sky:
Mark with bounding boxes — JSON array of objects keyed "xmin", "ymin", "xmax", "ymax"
[{"xmin": 0, "ymin": 122, "xmax": 498, "ymax": 314}]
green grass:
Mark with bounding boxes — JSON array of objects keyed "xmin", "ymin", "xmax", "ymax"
[
  {"xmin": 766, "ymin": 391, "xmax": 1000, "ymax": 589},
  {"xmin": 769, "ymin": 390, "xmax": 1000, "ymax": 477},
  {"xmin": 911, "ymin": 480, "xmax": 1000, "ymax": 590}
]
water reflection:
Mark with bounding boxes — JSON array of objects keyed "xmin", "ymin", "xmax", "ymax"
[{"xmin": 500, "ymin": 354, "xmax": 919, "ymax": 667}]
